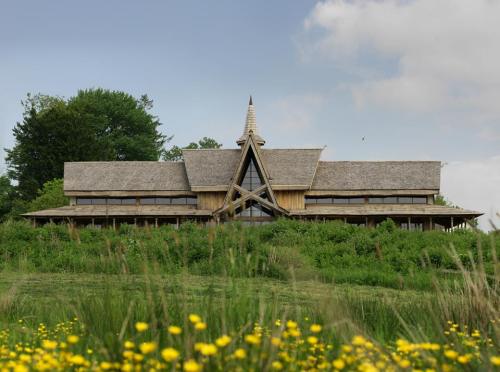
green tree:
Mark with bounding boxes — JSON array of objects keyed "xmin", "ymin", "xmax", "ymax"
[
  {"xmin": 163, "ymin": 137, "xmax": 222, "ymax": 161},
  {"xmin": 28, "ymin": 179, "xmax": 68, "ymax": 212},
  {"xmin": 0, "ymin": 175, "xmax": 15, "ymax": 220},
  {"xmin": 435, "ymin": 194, "xmax": 454, "ymax": 207},
  {"xmin": 6, "ymin": 89, "xmax": 168, "ymax": 200}
]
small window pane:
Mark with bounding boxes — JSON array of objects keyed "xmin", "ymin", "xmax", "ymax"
[
  {"xmin": 316, "ymin": 197, "xmax": 332, "ymax": 204},
  {"xmin": 155, "ymin": 198, "xmax": 171, "ymax": 205},
  {"xmin": 368, "ymin": 197, "xmax": 384, "ymax": 204},
  {"xmin": 412, "ymin": 197, "xmax": 427, "ymax": 204},
  {"xmin": 77, "ymin": 198, "xmax": 92, "ymax": 205},
  {"xmin": 171, "ymin": 197, "xmax": 187, "ymax": 205},
  {"xmin": 383, "ymin": 197, "xmax": 397, "ymax": 204},
  {"xmin": 92, "ymin": 198, "xmax": 106, "ymax": 205},
  {"xmin": 140, "ymin": 198, "xmax": 156, "ymax": 205},
  {"xmin": 107, "ymin": 198, "xmax": 122, "ymax": 205},
  {"xmin": 186, "ymin": 197, "xmax": 197, "ymax": 204},
  {"xmin": 333, "ymin": 198, "xmax": 349, "ymax": 204},
  {"xmin": 305, "ymin": 198, "xmax": 317, "ymax": 204},
  {"xmin": 121, "ymin": 198, "xmax": 136, "ymax": 205},
  {"xmin": 349, "ymin": 197, "xmax": 365, "ymax": 204},
  {"xmin": 398, "ymin": 197, "xmax": 412, "ymax": 204}
]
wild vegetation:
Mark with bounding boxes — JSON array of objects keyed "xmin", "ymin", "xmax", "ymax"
[{"xmin": 0, "ymin": 219, "xmax": 499, "ymax": 370}]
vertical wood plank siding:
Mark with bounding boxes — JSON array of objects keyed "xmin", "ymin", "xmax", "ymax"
[
  {"xmin": 198, "ymin": 192, "xmax": 226, "ymax": 210},
  {"xmin": 275, "ymin": 191, "xmax": 305, "ymax": 210}
]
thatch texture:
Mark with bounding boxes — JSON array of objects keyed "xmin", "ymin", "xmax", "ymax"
[
  {"xmin": 183, "ymin": 148, "xmax": 322, "ymax": 189},
  {"xmin": 312, "ymin": 161, "xmax": 441, "ymax": 191},
  {"xmin": 64, "ymin": 162, "xmax": 190, "ymax": 191}
]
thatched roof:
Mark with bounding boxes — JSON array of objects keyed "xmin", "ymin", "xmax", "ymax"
[
  {"xmin": 23, "ymin": 205, "xmax": 212, "ymax": 217},
  {"xmin": 290, "ymin": 204, "xmax": 481, "ymax": 217},
  {"xmin": 183, "ymin": 148, "xmax": 323, "ymax": 189},
  {"xmin": 312, "ymin": 161, "xmax": 441, "ymax": 191},
  {"xmin": 64, "ymin": 162, "xmax": 190, "ymax": 191}
]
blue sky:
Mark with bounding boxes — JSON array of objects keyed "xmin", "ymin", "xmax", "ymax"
[{"xmin": 1, "ymin": 0, "xmax": 499, "ymax": 229}]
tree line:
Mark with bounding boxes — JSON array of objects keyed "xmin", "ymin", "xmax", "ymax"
[{"xmin": 0, "ymin": 88, "xmax": 221, "ymax": 220}]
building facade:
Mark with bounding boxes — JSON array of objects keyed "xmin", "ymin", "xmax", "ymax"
[{"xmin": 25, "ymin": 98, "xmax": 481, "ymax": 230}]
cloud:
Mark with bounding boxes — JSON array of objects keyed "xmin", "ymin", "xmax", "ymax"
[
  {"xmin": 303, "ymin": 0, "xmax": 500, "ymax": 117},
  {"xmin": 266, "ymin": 93, "xmax": 326, "ymax": 131},
  {"xmin": 441, "ymin": 156, "xmax": 500, "ymax": 231}
]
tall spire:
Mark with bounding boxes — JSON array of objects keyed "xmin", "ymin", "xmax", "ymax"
[{"xmin": 237, "ymin": 96, "xmax": 265, "ymax": 146}]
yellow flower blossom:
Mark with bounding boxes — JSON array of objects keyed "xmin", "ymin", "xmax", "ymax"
[
  {"xmin": 139, "ymin": 342, "xmax": 156, "ymax": 354},
  {"xmin": 184, "ymin": 359, "xmax": 201, "ymax": 372},
  {"xmin": 215, "ymin": 335, "xmax": 231, "ymax": 347},
  {"xmin": 490, "ymin": 356, "xmax": 500, "ymax": 366},
  {"xmin": 286, "ymin": 320, "xmax": 298, "ymax": 329},
  {"xmin": 161, "ymin": 347, "xmax": 180, "ymax": 362},
  {"xmin": 234, "ymin": 348, "xmax": 247, "ymax": 359},
  {"xmin": 41, "ymin": 340, "xmax": 57, "ymax": 350},
  {"xmin": 135, "ymin": 322, "xmax": 148, "ymax": 332},
  {"xmin": 332, "ymin": 358, "xmax": 345, "ymax": 370},
  {"xmin": 310, "ymin": 324, "xmax": 322, "ymax": 333},
  {"xmin": 272, "ymin": 361, "xmax": 283, "ymax": 370},
  {"xmin": 307, "ymin": 336, "xmax": 318, "ymax": 345},
  {"xmin": 67, "ymin": 335, "xmax": 79, "ymax": 344},
  {"xmin": 168, "ymin": 325, "xmax": 182, "ymax": 335},
  {"xmin": 194, "ymin": 322, "xmax": 207, "ymax": 331},
  {"xmin": 245, "ymin": 334, "xmax": 261, "ymax": 345},
  {"xmin": 124, "ymin": 341, "xmax": 135, "ymax": 349},
  {"xmin": 271, "ymin": 337, "xmax": 282, "ymax": 346},
  {"xmin": 188, "ymin": 314, "xmax": 202, "ymax": 324},
  {"xmin": 444, "ymin": 350, "xmax": 458, "ymax": 360},
  {"xmin": 200, "ymin": 343, "xmax": 217, "ymax": 356}
]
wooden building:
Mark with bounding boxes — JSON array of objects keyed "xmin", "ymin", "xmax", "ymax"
[{"xmin": 24, "ymin": 98, "xmax": 482, "ymax": 230}]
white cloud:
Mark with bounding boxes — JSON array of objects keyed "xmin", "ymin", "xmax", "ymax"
[
  {"xmin": 441, "ymin": 156, "xmax": 500, "ymax": 231},
  {"xmin": 266, "ymin": 93, "xmax": 326, "ymax": 131},
  {"xmin": 304, "ymin": 0, "xmax": 500, "ymax": 117}
]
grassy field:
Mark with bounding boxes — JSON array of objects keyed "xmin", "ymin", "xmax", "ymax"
[{"xmin": 0, "ymin": 219, "xmax": 499, "ymax": 370}]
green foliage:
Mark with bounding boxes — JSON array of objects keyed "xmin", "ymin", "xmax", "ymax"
[
  {"xmin": 28, "ymin": 179, "xmax": 68, "ymax": 212},
  {"xmin": 5, "ymin": 89, "xmax": 168, "ymax": 200},
  {"xmin": 163, "ymin": 137, "xmax": 222, "ymax": 161},
  {"xmin": 0, "ymin": 175, "xmax": 14, "ymax": 221},
  {"xmin": 0, "ymin": 219, "xmax": 498, "ymax": 290}
]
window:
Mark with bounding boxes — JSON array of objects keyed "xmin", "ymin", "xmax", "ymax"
[
  {"xmin": 236, "ymin": 200, "xmax": 273, "ymax": 218},
  {"xmin": 140, "ymin": 198, "xmax": 156, "ymax": 205},
  {"xmin": 333, "ymin": 198, "xmax": 349, "ymax": 204},
  {"xmin": 76, "ymin": 198, "xmax": 92, "ymax": 205},
  {"xmin": 413, "ymin": 197, "xmax": 427, "ymax": 204},
  {"xmin": 368, "ymin": 196, "xmax": 430, "ymax": 204},
  {"xmin": 155, "ymin": 198, "xmax": 171, "ymax": 205},
  {"xmin": 305, "ymin": 197, "xmax": 366, "ymax": 204},
  {"xmin": 121, "ymin": 198, "xmax": 136, "ymax": 205},
  {"xmin": 398, "ymin": 197, "xmax": 412, "ymax": 204},
  {"xmin": 171, "ymin": 197, "xmax": 187, "ymax": 205},
  {"xmin": 240, "ymin": 158, "xmax": 263, "ymax": 191},
  {"xmin": 349, "ymin": 197, "xmax": 365, "ymax": 204},
  {"xmin": 383, "ymin": 197, "xmax": 397, "ymax": 204},
  {"xmin": 139, "ymin": 197, "xmax": 197, "ymax": 205}
]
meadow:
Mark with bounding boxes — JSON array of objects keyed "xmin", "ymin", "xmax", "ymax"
[{"xmin": 0, "ymin": 219, "xmax": 499, "ymax": 371}]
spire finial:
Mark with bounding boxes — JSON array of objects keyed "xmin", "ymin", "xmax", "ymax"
[{"xmin": 237, "ymin": 96, "xmax": 265, "ymax": 146}]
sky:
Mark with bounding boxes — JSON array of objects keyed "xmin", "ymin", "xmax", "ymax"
[{"xmin": 0, "ymin": 0, "xmax": 499, "ymax": 230}]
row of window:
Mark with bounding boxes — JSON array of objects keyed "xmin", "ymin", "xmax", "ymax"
[
  {"xmin": 76, "ymin": 197, "xmax": 198, "ymax": 206},
  {"xmin": 305, "ymin": 196, "xmax": 428, "ymax": 205}
]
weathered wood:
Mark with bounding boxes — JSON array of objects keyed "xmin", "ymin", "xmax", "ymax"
[
  {"xmin": 197, "ymin": 192, "xmax": 226, "ymax": 210},
  {"xmin": 275, "ymin": 191, "xmax": 305, "ymax": 210}
]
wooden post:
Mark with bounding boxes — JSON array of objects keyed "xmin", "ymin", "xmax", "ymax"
[
  {"xmin": 429, "ymin": 217, "xmax": 433, "ymax": 231},
  {"xmin": 91, "ymin": 218, "xmax": 95, "ymax": 228},
  {"xmin": 32, "ymin": 218, "xmax": 37, "ymax": 228},
  {"xmin": 155, "ymin": 218, "xmax": 158, "ymax": 228},
  {"xmin": 112, "ymin": 218, "xmax": 116, "ymax": 230},
  {"xmin": 365, "ymin": 216, "xmax": 368, "ymax": 227},
  {"xmin": 344, "ymin": 217, "xmax": 347, "ymax": 224},
  {"xmin": 451, "ymin": 216, "xmax": 454, "ymax": 231},
  {"xmin": 134, "ymin": 218, "xmax": 137, "ymax": 227},
  {"xmin": 176, "ymin": 217, "xmax": 180, "ymax": 229},
  {"xmin": 407, "ymin": 216, "xmax": 411, "ymax": 231}
]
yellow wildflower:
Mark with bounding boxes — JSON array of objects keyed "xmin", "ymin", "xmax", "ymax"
[
  {"xmin": 188, "ymin": 314, "xmax": 202, "ymax": 324},
  {"xmin": 245, "ymin": 334, "xmax": 261, "ymax": 345},
  {"xmin": 310, "ymin": 324, "xmax": 322, "ymax": 333},
  {"xmin": 139, "ymin": 342, "xmax": 157, "ymax": 354},
  {"xmin": 69, "ymin": 354, "xmax": 86, "ymax": 365},
  {"xmin": 271, "ymin": 337, "xmax": 282, "ymax": 346},
  {"xmin": 215, "ymin": 335, "xmax": 231, "ymax": 347},
  {"xmin": 490, "ymin": 356, "xmax": 500, "ymax": 366},
  {"xmin": 272, "ymin": 361, "xmax": 283, "ymax": 370},
  {"xmin": 168, "ymin": 325, "xmax": 182, "ymax": 335},
  {"xmin": 67, "ymin": 335, "xmax": 79, "ymax": 344},
  {"xmin": 195, "ymin": 322, "xmax": 207, "ymax": 331},
  {"xmin": 41, "ymin": 340, "xmax": 57, "ymax": 350},
  {"xmin": 100, "ymin": 362, "xmax": 112, "ymax": 370},
  {"xmin": 184, "ymin": 359, "xmax": 201, "ymax": 372},
  {"xmin": 332, "ymin": 358, "xmax": 345, "ymax": 370},
  {"xmin": 457, "ymin": 355, "xmax": 470, "ymax": 364},
  {"xmin": 307, "ymin": 336, "xmax": 318, "ymax": 345},
  {"xmin": 234, "ymin": 348, "xmax": 247, "ymax": 359},
  {"xmin": 444, "ymin": 350, "xmax": 458, "ymax": 360},
  {"xmin": 161, "ymin": 347, "xmax": 180, "ymax": 362},
  {"xmin": 200, "ymin": 343, "xmax": 217, "ymax": 356},
  {"xmin": 135, "ymin": 322, "xmax": 148, "ymax": 332},
  {"xmin": 124, "ymin": 341, "xmax": 135, "ymax": 349},
  {"xmin": 286, "ymin": 320, "xmax": 298, "ymax": 329}
]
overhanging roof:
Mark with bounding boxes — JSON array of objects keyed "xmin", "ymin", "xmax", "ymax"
[
  {"xmin": 290, "ymin": 204, "xmax": 482, "ymax": 217},
  {"xmin": 23, "ymin": 205, "xmax": 212, "ymax": 218}
]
